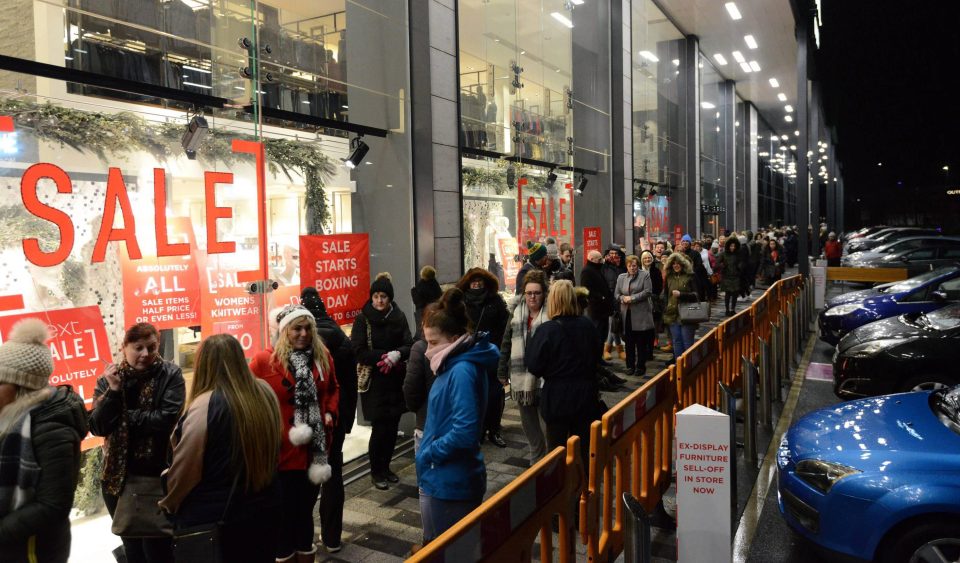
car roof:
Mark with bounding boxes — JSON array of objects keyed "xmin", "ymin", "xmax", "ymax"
[{"xmin": 873, "ymin": 236, "xmax": 960, "ymax": 250}]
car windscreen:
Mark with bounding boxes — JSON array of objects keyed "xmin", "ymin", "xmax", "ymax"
[
  {"xmin": 924, "ymin": 304, "xmax": 960, "ymax": 331},
  {"xmin": 931, "ymin": 386, "xmax": 960, "ymax": 435},
  {"xmin": 884, "ymin": 267, "xmax": 958, "ymax": 293}
]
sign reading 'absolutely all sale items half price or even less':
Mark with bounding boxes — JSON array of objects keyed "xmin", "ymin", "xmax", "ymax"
[
  {"xmin": 676, "ymin": 403, "xmax": 731, "ymax": 563},
  {"xmin": 120, "ymin": 217, "xmax": 201, "ymax": 330},
  {"xmin": 299, "ymin": 234, "xmax": 370, "ymax": 326},
  {"xmin": 0, "ymin": 306, "xmax": 111, "ymax": 406}
]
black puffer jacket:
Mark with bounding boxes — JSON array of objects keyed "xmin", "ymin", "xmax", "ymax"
[
  {"xmin": 525, "ymin": 315, "xmax": 601, "ymax": 423},
  {"xmin": 316, "ymin": 314, "xmax": 358, "ymax": 434},
  {"xmin": 457, "ymin": 268, "xmax": 509, "ymax": 348},
  {"xmin": 0, "ymin": 386, "xmax": 87, "ymax": 563},
  {"xmin": 90, "ymin": 360, "xmax": 186, "ymax": 477},
  {"xmin": 402, "ymin": 340, "xmax": 436, "ymax": 431},
  {"xmin": 580, "ymin": 261, "xmax": 612, "ymax": 320},
  {"xmin": 352, "ymin": 302, "xmax": 414, "ymax": 421}
]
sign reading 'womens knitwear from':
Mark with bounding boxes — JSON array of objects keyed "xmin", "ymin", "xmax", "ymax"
[{"xmin": 299, "ymin": 234, "xmax": 370, "ymax": 326}]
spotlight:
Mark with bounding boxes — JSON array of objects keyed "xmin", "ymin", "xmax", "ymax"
[
  {"xmin": 649, "ymin": 187, "xmax": 658, "ymax": 196},
  {"xmin": 544, "ymin": 168, "xmax": 557, "ymax": 190},
  {"xmin": 344, "ymin": 136, "xmax": 369, "ymax": 169},
  {"xmin": 575, "ymin": 175, "xmax": 588, "ymax": 195},
  {"xmin": 506, "ymin": 164, "xmax": 516, "ymax": 189},
  {"xmin": 181, "ymin": 114, "xmax": 208, "ymax": 157}
]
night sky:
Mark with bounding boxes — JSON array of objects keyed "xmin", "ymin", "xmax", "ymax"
[{"xmin": 818, "ymin": 0, "xmax": 960, "ymax": 228}]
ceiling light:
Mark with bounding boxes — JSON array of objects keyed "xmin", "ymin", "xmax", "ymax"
[
  {"xmin": 570, "ymin": 0, "xmax": 584, "ymax": 4},
  {"xmin": 343, "ymin": 136, "xmax": 369, "ymax": 169},
  {"xmin": 725, "ymin": 2, "xmax": 742, "ymax": 20},
  {"xmin": 777, "ymin": 93, "xmax": 787, "ymax": 102},
  {"xmin": 739, "ymin": 62, "xmax": 753, "ymax": 73},
  {"xmin": 785, "ymin": 115, "xmax": 794, "ymax": 122},
  {"xmin": 790, "ymin": 144, "xmax": 797, "ymax": 150},
  {"xmin": 749, "ymin": 61, "xmax": 761, "ymax": 72},
  {"xmin": 785, "ymin": 104, "xmax": 794, "ymax": 112},
  {"xmin": 701, "ymin": 101, "xmax": 716, "ymax": 109},
  {"xmin": 769, "ymin": 78, "xmax": 780, "ymax": 88},
  {"xmin": 794, "ymin": 130, "xmax": 800, "ymax": 136},
  {"xmin": 639, "ymin": 50, "xmax": 659, "ymax": 62},
  {"xmin": 732, "ymin": 50, "xmax": 746, "ymax": 63},
  {"xmin": 744, "ymin": 35, "xmax": 758, "ymax": 49},
  {"xmin": 781, "ymin": 134, "xmax": 789, "ymax": 140},
  {"xmin": 672, "ymin": 59, "xmax": 680, "ymax": 66},
  {"xmin": 550, "ymin": 12, "xmax": 573, "ymax": 28},
  {"xmin": 713, "ymin": 53, "xmax": 728, "ymax": 66}
]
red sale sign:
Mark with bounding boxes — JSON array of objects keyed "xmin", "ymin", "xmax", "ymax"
[
  {"xmin": 120, "ymin": 217, "xmax": 200, "ymax": 330},
  {"xmin": 497, "ymin": 237, "xmax": 521, "ymax": 292},
  {"xmin": 299, "ymin": 234, "xmax": 370, "ymax": 326},
  {"xmin": 674, "ymin": 225, "xmax": 684, "ymax": 250},
  {"xmin": 516, "ymin": 179, "xmax": 576, "ymax": 252},
  {"xmin": 0, "ymin": 306, "xmax": 111, "ymax": 405},
  {"xmin": 583, "ymin": 227, "xmax": 602, "ymax": 265},
  {"xmin": 200, "ymin": 259, "xmax": 266, "ymax": 358}
]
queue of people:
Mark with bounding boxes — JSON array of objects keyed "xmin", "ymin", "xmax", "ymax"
[{"xmin": 0, "ymin": 228, "xmax": 812, "ymax": 562}]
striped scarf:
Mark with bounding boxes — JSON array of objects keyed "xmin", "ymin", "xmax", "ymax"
[
  {"xmin": 508, "ymin": 299, "xmax": 547, "ymax": 406},
  {"xmin": 0, "ymin": 411, "xmax": 38, "ymax": 517}
]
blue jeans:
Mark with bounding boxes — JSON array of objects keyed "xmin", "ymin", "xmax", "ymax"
[
  {"xmin": 669, "ymin": 323, "xmax": 697, "ymax": 359},
  {"xmin": 419, "ymin": 492, "xmax": 480, "ymax": 542}
]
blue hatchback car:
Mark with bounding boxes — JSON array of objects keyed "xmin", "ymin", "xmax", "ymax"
[
  {"xmin": 777, "ymin": 387, "xmax": 960, "ymax": 562},
  {"xmin": 818, "ymin": 266, "xmax": 960, "ymax": 345}
]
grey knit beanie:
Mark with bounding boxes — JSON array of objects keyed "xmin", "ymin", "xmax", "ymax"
[{"xmin": 0, "ymin": 318, "xmax": 54, "ymax": 390}]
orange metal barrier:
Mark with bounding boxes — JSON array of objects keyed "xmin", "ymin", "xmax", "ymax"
[
  {"xmin": 676, "ymin": 328, "xmax": 722, "ymax": 410},
  {"xmin": 408, "ymin": 274, "xmax": 808, "ymax": 563},
  {"xmin": 580, "ymin": 368, "xmax": 676, "ymax": 563},
  {"xmin": 408, "ymin": 436, "xmax": 584, "ymax": 563}
]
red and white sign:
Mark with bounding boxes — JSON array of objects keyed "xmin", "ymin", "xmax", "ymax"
[
  {"xmin": 674, "ymin": 225, "xmax": 684, "ymax": 250},
  {"xmin": 299, "ymin": 234, "xmax": 370, "ymax": 326},
  {"xmin": 200, "ymin": 260, "xmax": 265, "ymax": 358},
  {"xmin": 0, "ymin": 306, "xmax": 111, "ymax": 407},
  {"xmin": 516, "ymin": 179, "xmax": 576, "ymax": 252},
  {"xmin": 120, "ymin": 217, "xmax": 200, "ymax": 330},
  {"xmin": 497, "ymin": 237, "xmax": 521, "ymax": 292},
  {"xmin": 676, "ymin": 403, "xmax": 731, "ymax": 563},
  {"xmin": 583, "ymin": 227, "xmax": 602, "ymax": 265}
]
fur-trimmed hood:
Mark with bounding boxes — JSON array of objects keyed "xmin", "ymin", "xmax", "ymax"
[
  {"xmin": 456, "ymin": 267, "xmax": 500, "ymax": 294},
  {"xmin": 663, "ymin": 251, "xmax": 693, "ymax": 274}
]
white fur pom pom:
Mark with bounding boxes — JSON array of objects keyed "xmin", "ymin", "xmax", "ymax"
[
  {"xmin": 308, "ymin": 462, "xmax": 332, "ymax": 484},
  {"xmin": 288, "ymin": 423, "xmax": 313, "ymax": 446}
]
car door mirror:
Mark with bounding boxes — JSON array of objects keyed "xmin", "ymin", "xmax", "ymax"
[{"xmin": 932, "ymin": 287, "xmax": 948, "ymax": 301}]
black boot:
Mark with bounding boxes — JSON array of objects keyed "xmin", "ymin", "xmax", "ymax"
[{"xmin": 488, "ymin": 431, "xmax": 507, "ymax": 448}]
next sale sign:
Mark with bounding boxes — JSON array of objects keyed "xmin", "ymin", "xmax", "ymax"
[{"xmin": 299, "ymin": 234, "xmax": 370, "ymax": 326}]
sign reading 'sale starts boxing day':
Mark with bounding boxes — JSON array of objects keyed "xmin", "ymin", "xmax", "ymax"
[{"xmin": 299, "ymin": 234, "xmax": 370, "ymax": 326}]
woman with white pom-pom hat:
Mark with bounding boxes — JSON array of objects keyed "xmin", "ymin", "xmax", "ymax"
[{"xmin": 251, "ymin": 306, "xmax": 340, "ymax": 563}]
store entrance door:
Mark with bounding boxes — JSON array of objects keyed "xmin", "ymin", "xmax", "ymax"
[{"xmin": 702, "ymin": 212, "xmax": 721, "ymax": 239}]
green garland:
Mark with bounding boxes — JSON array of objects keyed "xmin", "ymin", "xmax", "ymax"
[
  {"xmin": 462, "ymin": 164, "xmax": 535, "ymax": 196},
  {"xmin": 0, "ymin": 99, "xmax": 336, "ymax": 232}
]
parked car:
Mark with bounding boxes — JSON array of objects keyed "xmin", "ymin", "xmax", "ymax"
[
  {"xmin": 777, "ymin": 385, "xmax": 960, "ymax": 563},
  {"xmin": 871, "ymin": 243, "xmax": 960, "ymax": 276},
  {"xmin": 845, "ymin": 227, "xmax": 940, "ymax": 254},
  {"xmin": 843, "ymin": 236, "xmax": 960, "ymax": 267},
  {"xmin": 833, "ymin": 303, "xmax": 960, "ymax": 399},
  {"xmin": 818, "ymin": 266, "xmax": 960, "ymax": 345},
  {"xmin": 842, "ymin": 225, "xmax": 888, "ymax": 243}
]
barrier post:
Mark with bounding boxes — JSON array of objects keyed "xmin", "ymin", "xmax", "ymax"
[
  {"xmin": 769, "ymin": 322, "xmax": 780, "ymax": 401},
  {"xmin": 718, "ymin": 382, "xmax": 738, "ymax": 538},
  {"xmin": 623, "ymin": 493, "xmax": 652, "ymax": 563},
  {"xmin": 778, "ymin": 311, "xmax": 788, "ymax": 389},
  {"xmin": 787, "ymin": 302, "xmax": 796, "ymax": 367},
  {"xmin": 742, "ymin": 355, "xmax": 758, "ymax": 465},
  {"xmin": 758, "ymin": 337, "xmax": 772, "ymax": 429}
]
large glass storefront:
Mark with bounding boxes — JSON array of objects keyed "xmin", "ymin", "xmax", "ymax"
[
  {"xmin": 630, "ymin": 0, "xmax": 686, "ymax": 248},
  {"xmin": 457, "ymin": 0, "xmax": 610, "ymax": 290},
  {"xmin": 699, "ymin": 54, "xmax": 730, "ymax": 238},
  {"xmin": 0, "ymin": 0, "xmax": 411, "ymax": 468},
  {"xmin": 756, "ymin": 119, "xmax": 797, "ymax": 227}
]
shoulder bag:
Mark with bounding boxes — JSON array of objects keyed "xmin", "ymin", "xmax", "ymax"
[
  {"xmin": 111, "ymin": 474, "xmax": 174, "ymax": 538},
  {"xmin": 357, "ymin": 316, "xmax": 374, "ymax": 393},
  {"xmin": 678, "ymin": 300, "xmax": 710, "ymax": 325},
  {"xmin": 171, "ymin": 474, "xmax": 240, "ymax": 563}
]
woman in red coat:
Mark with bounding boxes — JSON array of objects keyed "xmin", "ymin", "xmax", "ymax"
[{"xmin": 250, "ymin": 305, "xmax": 339, "ymax": 562}]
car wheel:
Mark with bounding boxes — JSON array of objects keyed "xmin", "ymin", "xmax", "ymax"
[
  {"xmin": 900, "ymin": 374, "xmax": 957, "ymax": 393},
  {"xmin": 880, "ymin": 519, "xmax": 960, "ymax": 563}
]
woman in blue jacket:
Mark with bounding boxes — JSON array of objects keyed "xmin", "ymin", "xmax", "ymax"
[{"xmin": 416, "ymin": 288, "xmax": 499, "ymax": 543}]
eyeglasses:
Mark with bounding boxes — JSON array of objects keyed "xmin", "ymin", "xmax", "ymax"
[{"xmin": 524, "ymin": 291, "xmax": 543, "ymax": 297}]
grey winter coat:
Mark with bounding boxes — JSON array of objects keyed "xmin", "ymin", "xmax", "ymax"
[{"xmin": 614, "ymin": 271, "xmax": 654, "ymax": 331}]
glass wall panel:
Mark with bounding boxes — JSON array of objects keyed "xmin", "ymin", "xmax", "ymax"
[
  {"xmin": 631, "ymin": 0, "xmax": 686, "ymax": 248},
  {"xmin": 756, "ymin": 119, "xmax": 796, "ymax": 228},
  {"xmin": 699, "ymin": 54, "xmax": 728, "ymax": 238},
  {"xmin": 735, "ymin": 97, "xmax": 746, "ymax": 230}
]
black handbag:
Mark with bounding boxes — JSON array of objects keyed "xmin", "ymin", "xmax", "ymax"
[
  {"xmin": 678, "ymin": 301, "xmax": 710, "ymax": 325},
  {"xmin": 610, "ymin": 310, "xmax": 623, "ymax": 335},
  {"xmin": 171, "ymin": 474, "xmax": 239, "ymax": 563}
]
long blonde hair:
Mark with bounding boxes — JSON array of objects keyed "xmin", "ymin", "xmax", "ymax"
[
  {"xmin": 547, "ymin": 280, "xmax": 579, "ymax": 319},
  {"xmin": 272, "ymin": 315, "xmax": 331, "ymax": 375},
  {"xmin": 191, "ymin": 334, "xmax": 281, "ymax": 492}
]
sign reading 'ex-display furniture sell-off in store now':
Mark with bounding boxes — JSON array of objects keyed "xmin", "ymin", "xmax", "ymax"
[{"xmin": 676, "ymin": 403, "xmax": 731, "ymax": 563}]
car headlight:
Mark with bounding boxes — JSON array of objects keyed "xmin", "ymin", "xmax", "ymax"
[
  {"xmin": 795, "ymin": 459, "xmax": 861, "ymax": 493},
  {"xmin": 844, "ymin": 337, "xmax": 913, "ymax": 358},
  {"xmin": 824, "ymin": 303, "xmax": 862, "ymax": 317}
]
